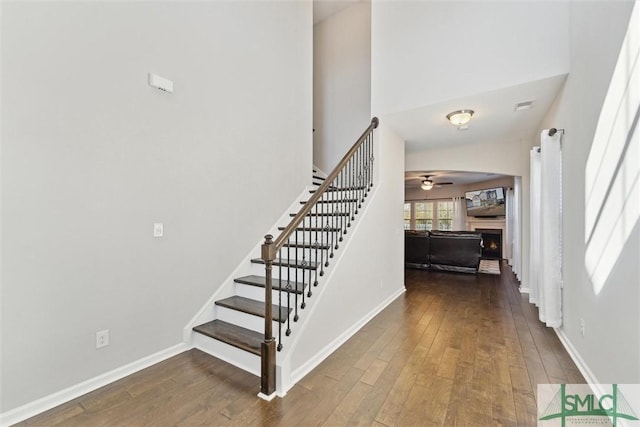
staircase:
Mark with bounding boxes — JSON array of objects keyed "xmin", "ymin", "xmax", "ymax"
[{"xmin": 191, "ymin": 118, "xmax": 379, "ymax": 399}]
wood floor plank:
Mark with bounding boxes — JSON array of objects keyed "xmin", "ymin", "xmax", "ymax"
[
  {"xmin": 18, "ymin": 264, "xmax": 586, "ymax": 427},
  {"xmin": 321, "ymin": 381, "xmax": 371, "ymax": 426},
  {"xmin": 436, "ymin": 346, "xmax": 460, "ymax": 380},
  {"xmin": 360, "ymin": 358, "xmax": 388, "ymax": 386}
]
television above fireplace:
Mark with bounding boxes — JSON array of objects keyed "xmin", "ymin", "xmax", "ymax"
[{"xmin": 465, "ymin": 187, "xmax": 506, "ymax": 217}]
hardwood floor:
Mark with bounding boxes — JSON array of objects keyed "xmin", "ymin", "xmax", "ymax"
[{"xmin": 16, "ymin": 263, "xmax": 584, "ymax": 426}]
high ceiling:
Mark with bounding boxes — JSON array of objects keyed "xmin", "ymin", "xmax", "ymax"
[
  {"xmin": 386, "ymin": 74, "xmax": 567, "ymax": 153},
  {"xmin": 314, "ymin": 1, "xmax": 568, "ymax": 189}
]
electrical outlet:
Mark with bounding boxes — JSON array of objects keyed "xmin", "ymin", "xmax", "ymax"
[
  {"xmin": 96, "ymin": 329, "xmax": 109, "ymax": 349},
  {"xmin": 579, "ymin": 318, "xmax": 586, "ymax": 337},
  {"xmin": 153, "ymin": 223, "xmax": 164, "ymax": 238}
]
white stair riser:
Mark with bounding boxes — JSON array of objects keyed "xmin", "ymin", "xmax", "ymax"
[
  {"xmin": 216, "ymin": 305, "xmax": 283, "ymax": 334},
  {"xmin": 192, "ymin": 333, "xmax": 260, "ymax": 376}
]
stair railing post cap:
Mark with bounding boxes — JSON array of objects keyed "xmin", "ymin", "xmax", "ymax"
[{"xmin": 261, "ymin": 235, "xmax": 276, "ymax": 261}]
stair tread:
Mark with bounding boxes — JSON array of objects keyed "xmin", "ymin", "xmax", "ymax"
[
  {"xmin": 234, "ymin": 275, "xmax": 305, "ymax": 294},
  {"xmin": 309, "ymin": 186, "xmax": 366, "ymax": 194},
  {"xmin": 278, "ymin": 226, "xmax": 340, "ymax": 232},
  {"xmin": 283, "ymin": 242, "xmax": 331, "ymax": 250},
  {"xmin": 216, "ymin": 296, "xmax": 291, "ymax": 323},
  {"xmin": 192, "ymin": 320, "xmax": 262, "ymax": 356},
  {"xmin": 251, "ymin": 258, "xmax": 319, "ymax": 270},
  {"xmin": 290, "ymin": 212, "xmax": 350, "ymax": 217},
  {"xmin": 301, "ymin": 199, "xmax": 359, "ymax": 204}
]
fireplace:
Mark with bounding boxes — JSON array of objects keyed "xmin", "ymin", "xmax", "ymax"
[{"xmin": 476, "ymin": 228, "xmax": 502, "ymax": 259}]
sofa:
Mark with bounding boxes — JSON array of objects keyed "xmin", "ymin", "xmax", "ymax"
[{"xmin": 405, "ymin": 230, "xmax": 482, "ymax": 273}]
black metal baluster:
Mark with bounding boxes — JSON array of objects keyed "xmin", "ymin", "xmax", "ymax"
[
  {"xmin": 354, "ymin": 156, "xmax": 358, "ymax": 216},
  {"xmin": 328, "ymin": 180, "xmax": 333, "ymax": 259},
  {"xmin": 349, "ymin": 157, "xmax": 355, "ymax": 223},
  {"xmin": 364, "ymin": 135, "xmax": 369, "ymax": 194},
  {"xmin": 344, "ymin": 166, "xmax": 349, "ymax": 232},
  {"xmin": 332, "ymin": 175, "xmax": 339, "ymax": 252},
  {"xmin": 294, "ymin": 229, "xmax": 299, "ymax": 322},
  {"xmin": 300, "ymin": 214, "xmax": 307, "ymax": 309},
  {"xmin": 277, "ymin": 248, "xmax": 283, "ymax": 351},
  {"xmin": 358, "ymin": 146, "xmax": 367, "ymax": 207},
  {"xmin": 321, "ymin": 190, "xmax": 328, "ymax": 272},
  {"xmin": 364, "ymin": 135, "xmax": 369, "ymax": 197},
  {"xmin": 335, "ymin": 169, "xmax": 344, "ymax": 241},
  {"xmin": 311, "ymin": 202, "xmax": 317, "ymax": 291},
  {"xmin": 358, "ymin": 145, "xmax": 364, "ymax": 208},
  {"xmin": 345, "ymin": 161, "xmax": 350, "ymax": 229},
  {"xmin": 369, "ymin": 132, "xmax": 375, "ymax": 189},
  {"xmin": 319, "ymin": 193, "xmax": 325, "ymax": 277},
  {"xmin": 285, "ymin": 239, "xmax": 291, "ymax": 336}
]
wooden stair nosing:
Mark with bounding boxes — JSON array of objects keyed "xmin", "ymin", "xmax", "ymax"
[
  {"xmin": 309, "ymin": 186, "xmax": 366, "ymax": 194},
  {"xmin": 251, "ymin": 258, "xmax": 319, "ymax": 270},
  {"xmin": 300, "ymin": 199, "xmax": 359, "ymax": 205},
  {"xmin": 278, "ymin": 226, "xmax": 340, "ymax": 232},
  {"xmin": 290, "ymin": 212, "xmax": 350, "ymax": 217},
  {"xmin": 282, "ymin": 242, "xmax": 331, "ymax": 250},
  {"xmin": 234, "ymin": 275, "xmax": 305, "ymax": 294},
  {"xmin": 192, "ymin": 320, "xmax": 261, "ymax": 356},
  {"xmin": 215, "ymin": 295, "xmax": 291, "ymax": 323}
]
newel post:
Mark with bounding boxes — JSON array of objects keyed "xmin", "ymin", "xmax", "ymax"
[{"xmin": 260, "ymin": 234, "xmax": 276, "ymax": 398}]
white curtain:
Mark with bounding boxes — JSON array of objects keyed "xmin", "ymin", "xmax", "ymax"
[
  {"xmin": 452, "ymin": 196, "xmax": 467, "ymax": 231},
  {"xmin": 529, "ymin": 148, "xmax": 541, "ymax": 304},
  {"xmin": 529, "ymin": 130, "xmax": 563, "ymax": 327},
  {"xmin": 506, "ymin": 188, "xmax": 514, "ymax": 263},
  {"xmin": 506, "ymin": 185, "xmax": 522, "ymax": 279},
  {"xmin": 512, "ymin": 177, "xmax": 522, "ymax": 280}
]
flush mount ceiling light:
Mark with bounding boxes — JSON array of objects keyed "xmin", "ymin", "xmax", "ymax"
[
  {"xmin": 421, "ymin": 179, "xmax": 434, "ymax": 191},
  {"xmin": 446, "ymin": 109, "xmax": 474, "ymax": 126}
]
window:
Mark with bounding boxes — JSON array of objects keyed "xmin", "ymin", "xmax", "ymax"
[
  {"xmin": 404, "ymin": 203, "xmax": 411, "ymax": 230},
  {"xmin": 414, "ymin": 202, "xmax": 433, "ymax": 231},
  {"xmin": 405, "ymin": 199, "xmax": 460, "ymax": 231},
  {"xmin": 437, "ymin": 201, "xmax": 453, "ymax": 231}
]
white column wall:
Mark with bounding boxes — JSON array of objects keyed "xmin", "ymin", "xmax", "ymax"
[{"xmin": 313, "ymin": 2, "xmax": 371, "ymax": 172}]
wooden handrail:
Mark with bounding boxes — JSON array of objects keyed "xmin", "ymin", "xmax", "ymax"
[
  {"xmin": 271, "ymin": 117, "xmax": 378, "ymax": 252},
  {"xmin": 258, "ymin": 117, "xmax": 378, "ymax": 398}
]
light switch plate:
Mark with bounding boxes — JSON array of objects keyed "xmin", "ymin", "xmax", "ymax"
[{"xmin": 153, "ymin": 223, "xmax": 164, "ymax": 237}]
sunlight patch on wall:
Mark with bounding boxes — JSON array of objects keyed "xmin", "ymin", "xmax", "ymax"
[{"xmin": 584, "ymin": 0, "xmax": 640, "ymax": 295}]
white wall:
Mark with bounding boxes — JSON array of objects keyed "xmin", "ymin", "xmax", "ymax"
[
  {"xmin": 539, "ymin": 0, "xmax": 639, "ymax": 383},
  {"xmin": 313, "ymin": 2, "xmax": 371, "ymax": 172},
  {"xmin": 1, "ymin": 1, "xmax": 312, "ymax": 412},
  {"xmin": 286, "ymin": 121, "xmax": 405, "ymax": 381},
  {"xmin": 371, "ymin": 1, "xmax": 569, "ymax": 116}
]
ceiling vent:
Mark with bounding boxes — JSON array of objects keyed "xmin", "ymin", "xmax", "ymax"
[{"xmin": 514, "ymin": 100, "xmax": 535, "ymax": 111}]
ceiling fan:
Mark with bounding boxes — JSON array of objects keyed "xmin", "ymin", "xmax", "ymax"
[{"xmin": 419, "ymin": 175, "xmax": 454, "ymax": 191}]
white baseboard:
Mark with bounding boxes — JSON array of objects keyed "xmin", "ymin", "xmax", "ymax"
[
  {"xmin": 286, "ymin": 286, "xmax": 406, "ymax": 390},
  {"xmin": 0, "ymin": 343, "xmax": 189, "ymax": 427},
  {"xmin": 554, "ymin": 327, "xmax": 600, "ymax": 386},
  {"xmin": 519, "ymin": 286, "xmax": 531, "ymax": 294}
]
